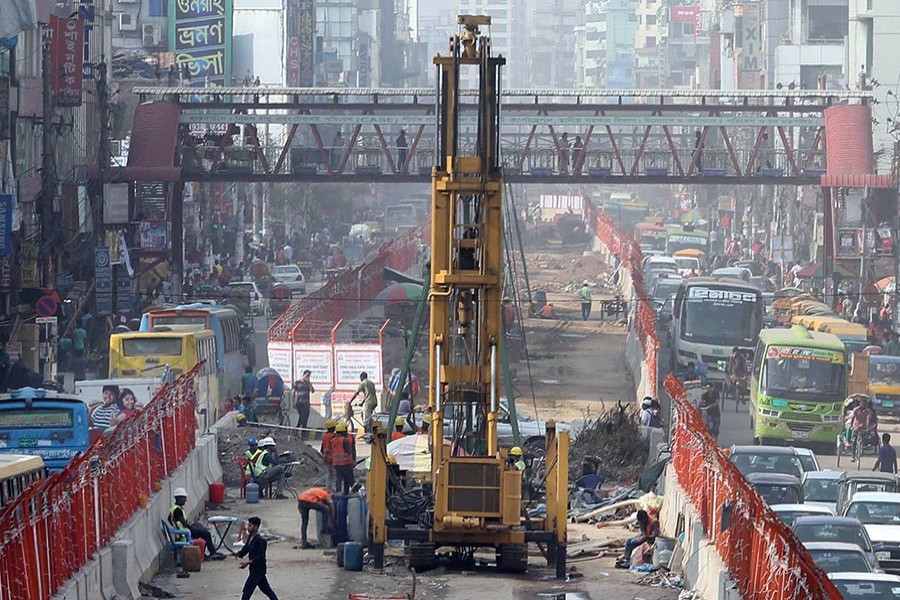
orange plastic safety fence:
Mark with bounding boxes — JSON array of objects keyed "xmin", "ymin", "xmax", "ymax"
[
  {"xmin": 269, "ymin": 220, "xmax": 430, "ymax": 341},
  {"xmin": 0, "ymin": 367, "xmax": 200, "ymax": 600},
  {"xmin": 664, "ymin": 373, "xmax": 843, "ymax": 600}
]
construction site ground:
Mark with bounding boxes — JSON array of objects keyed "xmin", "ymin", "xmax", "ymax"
[
  {"xmin": 513, "ymin": 239, "xmax": 634, "ymax": 423},
  {"xmin": 145, "ymin": 240, "xmax": 677, "ymax": 598}
]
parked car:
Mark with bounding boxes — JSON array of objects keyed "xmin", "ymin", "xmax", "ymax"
[
  {"xmin": 746, "ymin": 472, "xmax": 803, "ymax": 505},
  {"xmin": 802, "ymin": 470, "xmax": 842, "ymax": 514},
  {"xmin": 772, "ymin": 503, "xmax": 834, "ymax": 527},
  {"xmin": 828, "ymin": 572, "xmax": 900, "ymax": 598},
  {"xmin": 836, "ymin": 472, "xmax": 900, "ymax": 516},
  {"xmin": 728, "ymin": 445, "xmax": 805, "ymax": 478},
  {"xmin": 792, "ymin": 516, "xmax": 878, "ymax": 571},
  {"xmin": 803, "ymin": 542, "xmax": 875, "ymax": 574},
  {"xmin": 228, "ymin": 281, "xmax": 267, "ymax": 316},
  {"xmin": 271, "ymin": 264, "xmax": 307, "ymax": 296},
  {"xmin": 843, "ymin": 491, "xmax": 900, "ymax": 573}
]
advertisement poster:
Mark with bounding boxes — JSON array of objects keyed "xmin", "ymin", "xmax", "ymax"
[{"xmin": 51, "ymin": 16, "xmax": 84, "ymax": 107}]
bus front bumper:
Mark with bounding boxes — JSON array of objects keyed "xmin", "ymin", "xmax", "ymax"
[{"xmin": 754, "ymin": 415, "xmax": 841, "ymax": 443}]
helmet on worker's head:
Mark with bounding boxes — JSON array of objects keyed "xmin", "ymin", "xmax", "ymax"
[
  {"xmin": 258, "ymin": 436, "xmax": 276, "ymax": 448},
  {"xmin": 235, "ymin": 413, "xmax": 246, "ymax": 422},
  {"xmin": 387, "ymin": 454, "xmax": 398, "ymax": 465},
  {"xmin": 641, "ymin": 397, "xmax": 653, "ymax": 409},
  {"xmin": 325, "ymin": 418, "xmax": 336, "ymax": 429},
  {"xmin": 422, "ymin": 414, "xmax": 433, "ymax": 424},
  {"xmin": 173, "ymin": 487, "xmax": 187, "ymax": 498},
  {"xmin": 583, "ymin": 280, "xmax": 590, "ymax": 286},
  {"xmin": 247, "ymin": 437, "xmax": 258, "ymax": 446},
  {"xmin": 395, "ymin": 417, "xmax": 405, "ymax": 427},
  {"xmin": 509, "ymin": 446, "xmax": 523, "ymax": 457},
  {"xmin": 335, "ymin": 421, "xmax": 349, "ymax": 433}
]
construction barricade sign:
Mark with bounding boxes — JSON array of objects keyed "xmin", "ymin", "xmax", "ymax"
[
  {"xmin": 334, "ymin": 344, "xmax": 383, "ymax": 391},
  {"xmin": 293, "ymin": 344, "xmax": 334, "ymax": 388},
  {"xmin": 267, "ymin": 342, "xmax": 293, "ymax": 386}
]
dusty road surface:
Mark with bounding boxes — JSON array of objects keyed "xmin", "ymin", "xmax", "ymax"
[
  {"xmin": 512, "ymin": 241, "xmax": 634, "ymax": 423},
  {"xmin": 149, "ymin": 485, "xmax": 681, "ymax": 600}
]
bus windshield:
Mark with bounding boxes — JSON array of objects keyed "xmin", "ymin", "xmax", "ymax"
[
  {"xmin": 667, "ymin": 234, "xmax": 708, "ymax": 254},
  {"xmin": 682, "ymin": 286, "xmax": 760, "ymax": 346},
  {"xmin": 763, "ymin": 350, "xmax": 845, "ymax": 399},
  {"xmin": 122, "ymin": 338, "xmax": 184, "ymax": 357},
  {"xmin": 870, "ymin": 359, "xmax": 900, "ymax": 387}
]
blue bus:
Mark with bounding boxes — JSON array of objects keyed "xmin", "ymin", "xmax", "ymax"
[
  {"xmin": 0, "ymin": 388, "xmax": 90, "ymax": 472},
  {"xmin": 140, "ymin": 305, "xmax": 243, "ymax": 398}
]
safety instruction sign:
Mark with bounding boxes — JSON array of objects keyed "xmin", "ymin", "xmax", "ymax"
[
  {"xmin": 334, "ymin": 344, "xmax": 383, "ymax": 391},
  {"xmin": 293, "ymin": 344, "xmax": 334, "ymax": 388}
]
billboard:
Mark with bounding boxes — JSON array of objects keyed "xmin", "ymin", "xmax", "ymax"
[
  {"xmin": 297, "ymin": 0, "xmax": 315, "ymax": 86},
  {"xmin": 168, "ymin": 0, "xmax": 233, "ymax": 87},
  {"xmin": 737, "ymin": 2, "xmax": 762, "ymax": 89},
  {"xmin": 49, "ymin": 16, "xmax": 84, "ymax": 107}
]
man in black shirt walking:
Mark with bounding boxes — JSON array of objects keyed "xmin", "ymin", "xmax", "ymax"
[
  {"xmin": 699, "ymin": 383, "xmax": 721, "ymax": 441},
  {"xmin": 235, "ymin": 516, "xmax": 279, "ymax": 600}
]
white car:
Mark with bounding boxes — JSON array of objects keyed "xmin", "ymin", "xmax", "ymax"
[
  {"xmin": 673, "ymin": 256, "xmax": 700, "ymax": 277},
  {"xmin": 228, "ymin": 281, "xmax": 267, "ymax": 315},
  {"xmin": 794, "ymin": 447, "xmax": 821, "ymax": 472},
  {"xmin": 843, "ymin": 491, "xmax": 900, "ymax": 573},
  {"xmin": 802, "ymin": 470, "xmax": 842, "ymax": 514},
  {"xmin": 804, "ymin": 542, "xmax": 875, "ymax": 574},
  {"xmin": 772, "ymin": 503, "xmax": 834, "ymax": 527},
  {"xmin": 829, "ymin": 572, "xmax": 900, "ymax": 598},
  {"xmin": 271, "ymin": 264, "xmax": 306, "ymax": 296}
]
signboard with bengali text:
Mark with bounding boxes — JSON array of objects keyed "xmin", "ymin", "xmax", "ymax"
[
  {"xmin": 334, "ymin": 344, "xmax": 383, "ymax": 391},
  {"xmin": 267, "ymin": 342, "xmax": 293, "ymax": 385},
  {"xmin": 168, "ymin": 0, "xmax": 233, "ymax": 87}
]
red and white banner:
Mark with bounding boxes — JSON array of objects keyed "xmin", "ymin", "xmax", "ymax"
[
  {"xmin": 286, "ymin": 35, "xmax": 300, "ymax": 86},
  {"xmin": 51, "ymin": 16, "xmax": 84, "ymax": 107},
  {"xmin": 267, "ymin": 342, "xmax": 293, "ymax": 386}
]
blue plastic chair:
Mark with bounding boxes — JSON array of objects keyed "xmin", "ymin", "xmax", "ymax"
[{"xmin": 161, "ymin": 519, "xmax": 193, "ymax": 566}]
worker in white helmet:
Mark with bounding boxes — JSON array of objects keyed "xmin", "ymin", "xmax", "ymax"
[
  {"xmin": 579, "ymin": 280, "xmax": 592, "ymax": 321},
  {"xmin": 169, "ymin": 487, "xmax": 223, "ymax": 559}
]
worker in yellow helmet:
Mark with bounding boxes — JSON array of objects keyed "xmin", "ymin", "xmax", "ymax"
[
  {"xmin": 391, "ymin": 416, "xmax": 407, "ymax": 442},
  {"xmin": 506, "ymin": 447, "xmax": 526, "ymax": 471},
  {"xmin": 418, "ymin": 413, "xmax": 433, "ymax": 434}
]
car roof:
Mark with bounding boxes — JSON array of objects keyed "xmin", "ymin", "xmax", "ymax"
[
  {"xmin": 646, "ymin": 256, "xmax": 677, "ymax": 263},
  {"xmin": 772, "ymin": 504, "xmax": 832, "ymax": 513},
  {"xmin": 802, "ymin": 470, "xmax": 843, "ymax": 481},
  {"xmin": 839, "ymin": 472, "xmax": 899, "ymax": 484},
  {"xmin": 848, "ymin": 491, "xmax": 900, "ymax": 504},
  {"xmin": 747, "ymin": 472, "xmax": 802, "ymax": 484},
  {"xmin": 730, "ymin": 445, "xmax": 799, "ymax": 456},
  {"xmin": 803, "ymin": 542, "xmax": 868, "ymax": 552},
  {"xmin": 829, "ymin": 572, "xmax": 900, "ymax": 582},
  {"xmin": 794, "ymin": 447, "xmax": 815, "ymax": 456},
  {"xmin": 793, "ymin": 516, "xmax": 864, "ymax": 526}
]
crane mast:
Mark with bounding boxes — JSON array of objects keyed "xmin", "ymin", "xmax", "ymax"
[{"xmin": 367, "ymin": 16, "xmax": 568, "ymax": 576}]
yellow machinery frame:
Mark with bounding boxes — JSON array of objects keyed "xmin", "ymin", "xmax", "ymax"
[{"xmin": 367, "ymin": 15, "xmax": 568, "ymax": 577}]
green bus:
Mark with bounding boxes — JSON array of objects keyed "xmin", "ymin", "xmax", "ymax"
[
  {"xmin": 665, "ymin": 225, "xmax": 709, "ymax": 256},
  {"xmin": 750, "ymin": 325, "xmax": 848, "ymax": 445}
]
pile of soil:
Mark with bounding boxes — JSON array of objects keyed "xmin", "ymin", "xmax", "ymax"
[
  {"xmin": 524, "ymin": 252, "xmax": 615, "ymax": 296},
  {"xmin": 216, "ymin": 426, "xmax": 327, "ymax": 489}
]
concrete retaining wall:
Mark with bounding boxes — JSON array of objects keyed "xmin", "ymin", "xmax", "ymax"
[
  {"xmin": 54, "ymin": 425, "xmax": 225, "ymax": 600},
  {"xmin": 660, "ymin": 464, "xmax": 739, "ymax": 600}
]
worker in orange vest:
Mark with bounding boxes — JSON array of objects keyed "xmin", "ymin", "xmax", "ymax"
[
  {"xmin": 297, "ymin": 487, "xmax": 334, "ymax": 549},
  {"xmin": 391, "ymin": 417, "xmax": 407, "ymax": 442},
  {"xmin": 330, "ymin": 422, "xmax": 356, "ymax": 494},
  {"xmin": 320, "ymin": 419, "xmax": 336, "ymax": 491}
]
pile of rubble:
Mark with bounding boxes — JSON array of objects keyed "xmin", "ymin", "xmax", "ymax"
[{"xmin": 569, "ymin": 401, "xmax": 650, "ymax": 483}]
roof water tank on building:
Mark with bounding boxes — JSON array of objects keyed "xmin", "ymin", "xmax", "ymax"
[{"xmin": 824, "ymin": 104, "xmax": 875, "ymax": 175}]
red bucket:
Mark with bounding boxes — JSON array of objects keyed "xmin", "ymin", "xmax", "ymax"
[{"xmin": 209, "ymin": 482, "xmax": 226, "ymax": 505}]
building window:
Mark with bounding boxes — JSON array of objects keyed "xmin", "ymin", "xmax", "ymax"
[
  {"xmin": 647, "ymin": 36, "xmax": 656, "ymax": 47},
  {"xmin": 148, "ymin": 0, "xmax": 167, "ymax": 17},
  {"xmin": 628, "ymin": 13, "xmax": 637, "ymax": 21},
  {"xmin": 646, "ymin": 15, "xmax": 656, "ymax": 25}
]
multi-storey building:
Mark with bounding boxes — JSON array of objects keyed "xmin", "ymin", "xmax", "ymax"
[
  {"xmin": 634, "ymin": 0, "xmax": 661, "ymax": 88},
  {"xmin": 578, "ymin": 0, "xmax": 638, "ymax": 89}
]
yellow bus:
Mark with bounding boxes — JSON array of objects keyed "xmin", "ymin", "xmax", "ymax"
[
  {"xmin": 818, "ymin": 321, "xmax": 869, "ymax": 355},
  {"xmin": 0, "ymin": 454, "xmax": 46, "ymax": 508},
  {"xmin": 108, "ymin": 330, "xmax": 219, "ymax": 426}
]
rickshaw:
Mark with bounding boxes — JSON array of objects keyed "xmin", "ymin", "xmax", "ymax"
[
  {"xmin": 269, "ymin": 283, "xmax": 293, "ymax": 317},
  {"xmin": 836, "ymin": 393, "xmax": 880, "ymax": 469},
  {"xmin": 672, "ymin": 248, "xmax": 706, "ymax": 276},
  {"xmin": 250, "ymin": 367, "xmax": 288, "ymax": 425}
]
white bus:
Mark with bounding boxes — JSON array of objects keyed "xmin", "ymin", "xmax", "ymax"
[{"xmin": 669, "ymin": 278, "xmax": 763, "ymax": 384}]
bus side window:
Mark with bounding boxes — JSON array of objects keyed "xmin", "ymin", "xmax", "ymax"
[
  {"xmin": 752, "ymin": 342, "xmax": 764, "ymax": 377},
  {"xmin": 673, "ymin": 288, "xmax": 684, "ymax": 318}
]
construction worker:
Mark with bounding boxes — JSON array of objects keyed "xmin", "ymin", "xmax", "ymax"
[
  {"xmin": 297, "ymin": 487, "xmax": 335, "ymax": 549},
  {"xmin": 168, "ymin": 487, "xmax": 222, "ymax": 559},
  {"xmin": 320, "ymin": 419, "xmax": 336, "ymax": 491},
  {"xmin": 243, "ymin": 438, "xmax": 287, "ymax": 499},
  {"xmin": 330, "ymin": 421, "xmax": 357, "ymax": 494},
  {"xmin": 506, "ymin": 447, "xmax": 526, "ymax": 471},
  {"xmin": 540, "ymin": 302, "xmax": 556, "ymax": 319},
  {"xmin": 418, "ymin": 413, "xmax": 432, "ymax": 434},
  {"xmin": 579, "ymin": 281, "xmax": 592, "ymax": 321},
  {"xmin": 392, "ymin": 417, "xmax": 407, "ymax": 441},
  {"xmin": 501, "ymin": 297, "xmax": 516, "ymax": 333}
]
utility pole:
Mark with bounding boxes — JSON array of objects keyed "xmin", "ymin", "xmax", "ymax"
[
  {"xmin": 39, "ymin": 28, "xmax": 57, "ymax": 286},
  {"xmin": 96, "ymin": 59, "xmax": 109, "ymax": 237}
]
